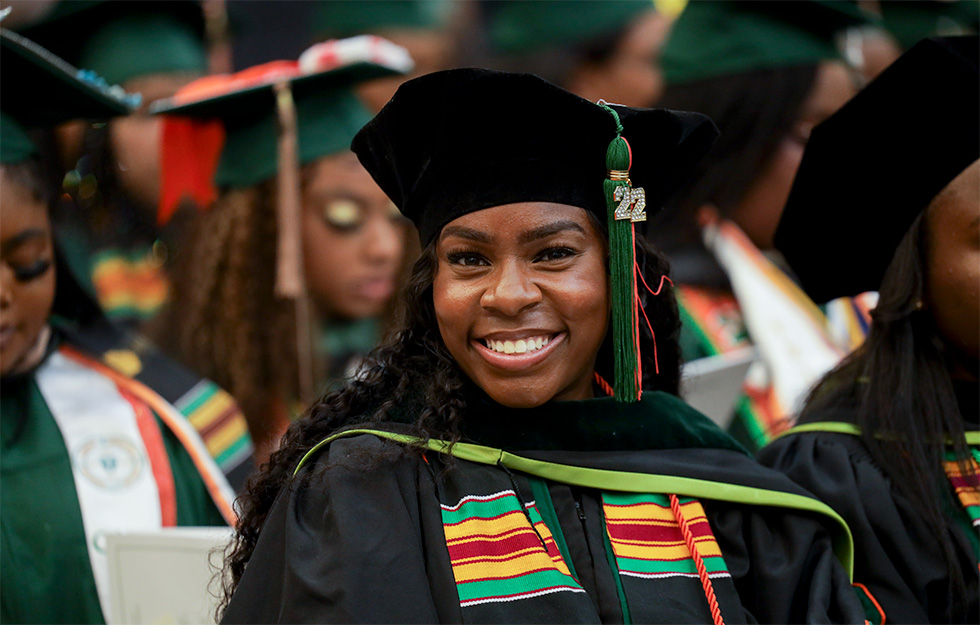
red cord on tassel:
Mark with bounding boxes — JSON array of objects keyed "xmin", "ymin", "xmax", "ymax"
[
  {"xmin": 594, "ymin": 372, "xmax": 615, "ymax": 397},
  {"xmin": 669, "ymin": 494, "xmax": 725, "ymax": 625}
]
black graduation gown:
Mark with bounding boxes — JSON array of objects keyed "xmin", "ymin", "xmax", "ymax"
[
  {"xmin": 757, "ymin": 381, "xmax": 980, "ymax": 624},
  {"xmin": 223, "ymin": 391, "xmax": 864, "ymax": 624}
]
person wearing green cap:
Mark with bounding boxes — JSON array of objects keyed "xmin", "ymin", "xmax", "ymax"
[
  {"xmin": 15, "ymin": 0, "xmax": 212, "ymax": 328},
  {"xmin": 310, "ymin": 0, "xmax": 461, "ymax": 111},
  {"xmin": 483, "ymin": 0, "xmax": 670, "ymax": 108},
  {"xmin": 216, "ymin": 68, "xmax": 865, "ymax": 624},
  {"xmin": 0, "ymin": 27, "xmax": 246, "ymax": 624},
  {"xmin": 649, "ymin": 0, "xmax": 869, "ymax": 452},
  {"xmin": 150, "ymin": 37, "xmax": 415, "ymax": 464},
  {"xmin": 758, "ymin": 36, "xmax": 979, "ymax": 624}
]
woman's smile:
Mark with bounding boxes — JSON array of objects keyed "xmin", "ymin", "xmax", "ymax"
[
  {"xmin": 472, "ymin": 331, "xmax": 564, "ymax": 371},
  {"xmin": 434, "ymin": 202, "xmax": 609, "ymax": 408}
]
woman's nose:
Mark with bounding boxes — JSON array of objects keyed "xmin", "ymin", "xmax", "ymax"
[
  {"xmin": 363, "ymin": 216, "xmax": 403, "ymax": 266},
  {"xmin": 480, "ymin": 260, "xmax": 542, "ymax": 316}
]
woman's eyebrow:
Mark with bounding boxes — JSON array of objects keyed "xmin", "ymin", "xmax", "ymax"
[
  {"xmin": 519, "ymin": 220, "xmax": 585, "ymax": 244},
  {"xmin": 440, "ymin": 225, "xmax": 492, "ymax": 243},
  {"xmin": 0, "ymin": 228, "xmax": 47, "ymax": 253}
]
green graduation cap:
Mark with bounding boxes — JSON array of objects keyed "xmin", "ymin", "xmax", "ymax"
[
  {"xmin": 151, "ymin": 36, "xmax": 412, "ymax": 190},
  {"xmin": 0, "ymin": 27, "xmax": 138, "ymax": 164},
  {"xmin": 15, "ymin": 0, "xmax": 207, "ymax": 86},
  {"xmin": 487, "ymin": 0, "xmax": 655, "ymax": 53},
  {"xmin": 152, "ymin": 35, "xmax": 410, "ymax": 401},
  {"xmin": 662, "ymin": 0, "xmax": 872, "ymax": 85},
  {"xmin": 312, "ymin": 0, "xmax": 452, "ymax": 38},
  {"xmin": 878, "ymin": 0, "xmax": 979, "ymax": 50}
]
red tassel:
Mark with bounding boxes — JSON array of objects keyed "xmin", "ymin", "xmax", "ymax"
[{"xmin": 158, "ymin": 117, "xmax": 225, "ymax": 226}]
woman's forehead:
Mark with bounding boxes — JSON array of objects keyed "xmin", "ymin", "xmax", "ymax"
[{"xmin": 438, "ymin": 202, "xmax": 594, "ymax": 240}]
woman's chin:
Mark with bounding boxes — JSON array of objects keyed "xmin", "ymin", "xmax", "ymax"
[{"xmin": 480, "ymin": 384, "xmax": 555, "ymax": 410}]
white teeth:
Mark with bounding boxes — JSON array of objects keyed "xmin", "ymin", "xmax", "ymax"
[{"xmin": 484, "ymin": 335, "xmax": 552, "ymax": 354}]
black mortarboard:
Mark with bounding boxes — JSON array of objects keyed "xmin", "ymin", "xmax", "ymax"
[
  {"xmin": 775, "ymin": 36, "xmax": 979, "ymax": 303},
  {"xmin": 352, "ymin": 68, "xmax": 719, "ymax": 246}
]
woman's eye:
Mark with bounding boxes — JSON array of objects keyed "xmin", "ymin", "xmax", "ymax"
[
  {"xmin": 11, "ymin": 259, "xmax": 52, "ymax": 282},
  {"xmin": 534, "ymin": 247, "xmax": 577, "ymax": 263},
  {"xmin": 447, "ymin": 251, "xmax": 489, "ymax": 267},
  {"xmin": 322, "ymin": 199, "xmax": 364, "ymax": 232}
]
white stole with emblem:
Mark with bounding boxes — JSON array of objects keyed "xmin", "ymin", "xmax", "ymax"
[
  {"xmin": 35, "ymin": 350, "xmax": 162, "ymax": 624},
  {"xmin": 703, "ymin": 220, "xmax": 844, "ymax": 419}
]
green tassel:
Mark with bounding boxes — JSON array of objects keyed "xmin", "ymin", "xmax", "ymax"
[{"xmin": 600, "ymin": 105, "xmax": 640, "ymax": 402}]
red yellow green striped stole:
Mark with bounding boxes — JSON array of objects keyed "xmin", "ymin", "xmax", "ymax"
[
  {"xmin": 944, "ymin": 449, "xmax": 980, "ymax": 529},
  {"xmin": 441, "ymin": 490, "xmax": 584, "ymax": 608},
  {"xmin": 603, "ymin": 493, "xmax": 729, "ymax": 580},
  {"xmin": 173, "ymin": 380, "xmax": 252, "ymax": 477},
  {"xmin": 91, "ymin": 248, "xmax": 169, "ymax": 322}
]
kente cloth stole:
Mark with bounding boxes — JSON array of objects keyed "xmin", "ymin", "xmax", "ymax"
[
  {"xmin": 440, "ymin": 488, "xmax": 731, "ymax": 611},
  {"xmin": 172, "ymin": 379, "xmax": 252, "ymax": 474},
  {"xmin": 35, "ymin": 349, "xmax": 174, "ymax": 623},
  {"xmin": 944, "ymin": 449, "xmax": 980, "ymax": 529},
  {"xmin": 441, "ymin": 489, "xmax": 585, "ymax": 607},
  {"xmin": 602, "ymin": 493, "xmax": 729, "ymax": 580},
  {"xmin": 90, "ymin": 247, "xmax": 169, "ymax": 322}
]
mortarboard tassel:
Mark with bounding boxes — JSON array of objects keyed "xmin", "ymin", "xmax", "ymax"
[
  {"xmin": 599, "ymin": 102, "xmax": 646, "ymax": 403},
  {"xmin": 274, "ymin": 81, "xmax": 317, "ymax": 404}
]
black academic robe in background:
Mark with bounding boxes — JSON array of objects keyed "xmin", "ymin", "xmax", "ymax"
[
  {"xmin": 757, "ymin": 381, "xmax": 980, "ymax": 624},
  {"xmin": 223, "ymin": 391, "xmax": 864, "ymax": 624}
]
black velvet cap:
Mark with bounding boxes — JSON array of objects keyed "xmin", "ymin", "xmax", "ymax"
[
  {"xmin": 351, "ymin": 68, "xmax": 719, "ymax": 245},
  {"xmin": 775, "ymin": 36, "xmax": 979, "ymax": 303}
]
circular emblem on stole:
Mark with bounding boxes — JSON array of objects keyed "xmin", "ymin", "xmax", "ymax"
[{"xmin": 75, "ymin": 437, "xmax": 145, "ymax": 489}]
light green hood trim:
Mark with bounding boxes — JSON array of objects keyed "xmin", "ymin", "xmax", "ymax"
[{"xmin": 296, "ymin": 427, "xmax": 856, "ymax": 579}]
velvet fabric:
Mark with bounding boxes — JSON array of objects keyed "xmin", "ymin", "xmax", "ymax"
[
  {"xmin": 775, "ymin": 35, "xmax": 980, "ymax": 303},
  {"xmin": 351, "ymin": 68, "xmax": 719, "ymax": 245}
]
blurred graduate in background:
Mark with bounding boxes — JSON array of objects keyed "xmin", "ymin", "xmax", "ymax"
[
  {"xmin": 650, "ymin": 0, "xmax": 871, "ymax": 450},
  {"xmin": 13, "ymin": 0, "xmax": 211, "ymax": 329},
  {"xmin": 759, "ymin": 35, "xmax": 979, "ymax": 624},
  {"xmin": 0, "ymin": 26, "xmax": 244, "ymax": 624},
  {"xmin": 480, "ymin": 0, "xmax": 670, "ymax": 108},
  {"xmin": 309, "ymin": 0, "xmax": 462, "ymax": 112},
  {"xmin": 151, "ymin": 37, "xmax": 416, "ymax": 463}
]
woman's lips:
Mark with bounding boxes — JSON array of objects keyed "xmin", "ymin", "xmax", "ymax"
[
  {"xmin": 472, "ymin": 332, "xmax": 565, "ymax": 372},
  {"xmin": 353, "ymin": 277, "xmax": 395, "ymax": 302},
  {"xmin": 0, "ymin": 324, "xmax": 15, "ymax": 352}
]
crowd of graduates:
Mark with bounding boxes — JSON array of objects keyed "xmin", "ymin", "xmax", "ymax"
[{"xmin": 0, "ymin": 1, "xmax": 977, "ymax": 624}]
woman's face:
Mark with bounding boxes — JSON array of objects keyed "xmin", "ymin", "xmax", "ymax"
[
  {"xmin": 433, "ymin": 203, "xmax": 610, "ymax": 408},
  {"xmin": 925, "ymin": 159, "xmax": 980, "ymax": 379},
  {"xmin": 730, "ymin": 60, "xmax": 856, "ymax": 249},
  {"xmin": 0, "ymin": 169, "xmax": 56, "ymax": 376},
  {"xmin": 302, "ymin": 152, "xmax": 407, "ymax": 320}
]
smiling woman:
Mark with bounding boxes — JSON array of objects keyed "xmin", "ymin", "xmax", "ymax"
[{"xmin": 219, "ymin": 69, "xmax": 866, "ymax": 624}]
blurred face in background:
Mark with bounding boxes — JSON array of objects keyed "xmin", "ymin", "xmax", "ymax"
[
  {"xmin": 924, "ymin": 159, "xmax": 980, "ymax": 380},
  {"xmin": 302, "ymin": 151, "xmax": 408, "ymax": 320},
  {"xmin": 357, "ymin": 28, "xmax": 455, "ymax": 112},
  {"xmin": 729, "ymin": 60, "xmax": 856, "ymax": 249},
  {"xmin": 0, "ymin": 167, "xmax": 56, "ymax": 376},
  {"xmin": 568, "ymin": 9, "xmax": 670, "ymax": 108}
]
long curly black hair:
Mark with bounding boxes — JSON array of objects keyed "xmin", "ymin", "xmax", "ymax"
[{"xmin": 218, "ymin": 212, "xmax": 681, "ymax": 613}]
